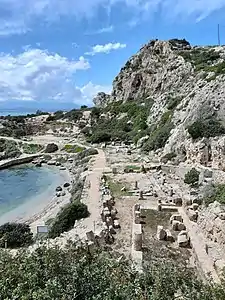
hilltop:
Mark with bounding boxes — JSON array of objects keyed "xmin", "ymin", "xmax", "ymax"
[{"xmin": 91, "ymin": 39, "xmax": 225, "ymax": 168}]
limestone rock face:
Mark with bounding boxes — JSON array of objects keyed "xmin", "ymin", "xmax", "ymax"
[
  {"xmin": 93, "ymin": 92, "xmax": 111, "ymax": 107},
  {"xmin": 198, "ymin": 202, "xmax": 225, "ymax": 245},
  {"xmin": 93, "ymin": 39, "xmax": 225, "ymax": 165}
]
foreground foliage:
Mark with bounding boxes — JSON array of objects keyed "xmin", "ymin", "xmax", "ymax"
[
  {"xmin": 0, "ymin": 222, "xmax": 33, "ymax": 248},
  {"xmin": 0, "ymin": 245, "xmax": 224, "ymax": 299}
]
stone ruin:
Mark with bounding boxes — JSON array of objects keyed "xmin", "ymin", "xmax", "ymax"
[{"xmin": 85, "ymin": 175, "xmax": 121, "ymax": 247}]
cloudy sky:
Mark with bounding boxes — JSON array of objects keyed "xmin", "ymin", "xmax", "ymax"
[{"xmin": 0, "ymin": 0, "xmax": 225, "ymax": 111}]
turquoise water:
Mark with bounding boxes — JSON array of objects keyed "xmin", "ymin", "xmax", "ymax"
[{"xmin": 0, "ymin": 164, "xmax": 63, "ymax": 217}]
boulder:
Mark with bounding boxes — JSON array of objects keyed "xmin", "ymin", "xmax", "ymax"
[
  {"xmin": 165, "ymin": 229, "xmax": 175, "ymax": 242},
  {"xmin": 177, "ymin": 222, "xmax": 186, "ymax": 231},
  {"xmin": 157, "ymin": 225, "xmax": 167, "ymax": 240},
  {"xmin": 56, "ymin": 186, "xmax": 62, "ymax": 192},
  {"xmin": 47, "ymin": 160, "xmax": 56, "ymax": 165},
  {"xmin": 173, "ymin": 197, "xmax": 182, "ymax": 206},
  {"xmin": 64, "ymin": 182, "xmax": 70, "ymax": 188},
  {"xmin": 45, "ymin": 143, "xmax": 59, "ymax": 153},
  {"xmin": 178, "ymin": 231, "xmax": 189, "ymax": 247},
  {"xmin": 35, "ymin": 162, "xmax": 42, "ymax": 167},
  {"xmin": 61, "ymin": 191, "xmax": 66, "ymax": 196},
  {"xmin": 191, "ymin": 203, "xmax": 199, "ymax": 211},
  {"xmin": 170, "ymin": 214, "xmax": 183, "ymax": 224},
  {"xmin": 188, "ymin": 209, "xmax": 198, "ymax": 222},
  {"xmin": 113, "ymin": 220, "xmax": 120, "ymax": 229},
  {"xmin": 172, "ymin": 220, "xmax": 179, "ymax": 231},
  {"xmin": 56, "ymin": 162, "xmax": 61, "ymax": 166},
  {"xmin": 56, "ymin": 192, "xmax": 61, "ymax": 197},
  {"xmin": 60, "ymin": 166, "xmax": 66, "ymax": 170}
]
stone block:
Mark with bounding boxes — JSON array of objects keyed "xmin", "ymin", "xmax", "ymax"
[
  {"xmin": 172, "ymin": 220, "xmax": 179, "ymax": 231},
  {"xmin": 165, "ymin": 229, "xmax": 175, "ymax": 242},
  {"xmin": 178, "ymin": 231, "xmax": 189, "ymax": 248},
  {"xmin": 157, "ymin": 225, "xmax": 167, "ymax": 240},
  {"xmin": 170, "ymin": 214, "xmax": 183, "ymax": 224}
]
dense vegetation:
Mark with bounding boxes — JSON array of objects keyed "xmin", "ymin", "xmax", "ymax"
[
  {"xmin": 188, "ymin": 118, "xmax": 225, "ymax": 139},
  {"xmin": 0, "ymin": 222, "xmax": 33, "ymax": 248},
  {"xmin": 0, "ymin": 138, "xmax": 21, "ymax": 160},
  {"xmin": 204, "ymin": 184, "xmax": 225, "ymax": 206},
  {"xmin": 85, "ymin": 99, "xmax": 153, "ymax": 144},
  {"xmin": 0, "ymin": 245, "xmax": 224, "ymax": 299},
  {"xmin": 142, "ymin": 111, "xmax": 174, "ymax": 152},
  {"xmin": 48, "ymin": 201, "xmax": 89, "ymax": 238},
  {"xmin": 184, "ymin": 168, "xmax": 200, "ymax": 186},
  {"xmin": 0, "ymin": 113, "xmax": 45, "ymax": 138},
  {"xmin": 22, "ymin": 143, "xmax": 44, "ymax": 154}
]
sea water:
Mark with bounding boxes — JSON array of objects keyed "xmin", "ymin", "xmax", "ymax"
[{"xmin": 0, "ymin": 164, "xmax": 65, "ymax": 218}]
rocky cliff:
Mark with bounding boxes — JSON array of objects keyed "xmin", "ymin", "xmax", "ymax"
[{"xmin": 93, "ymin": 39, "xmax": 225, "ymax": 168}]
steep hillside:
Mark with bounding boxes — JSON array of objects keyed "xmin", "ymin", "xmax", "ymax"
[{"xmin": 92, "ymin": 39, "xmax": 225, "ymax": 168}]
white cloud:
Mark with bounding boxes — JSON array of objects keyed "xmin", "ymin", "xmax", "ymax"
[
  {"xmin": 86, "ymin": 42, "xmax": 126, "ymax": 55},
  {"xmin": 0, "ymin": 49, "xmax": 92, "ymax": 104},
  {"xmin": 95, "ymin": 25, "xmax": 114, "ymax": 34},
  {"xmin": 0, "ymin": 0, "xmax": 224, "ymax": 35}
]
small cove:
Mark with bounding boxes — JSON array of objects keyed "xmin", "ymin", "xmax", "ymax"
[{"xmin": 0, "ymin": 164, "xmax": 68, "ymax": 223}]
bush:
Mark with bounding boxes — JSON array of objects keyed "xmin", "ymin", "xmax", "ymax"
[
  {"xmin": 49, "ymin": 201, "xmax": 89, "ymax": 238},
  {"xmin": 22, "ymin": 143, "xmax": 43, "ymax": 154},
  {"xmin": 188, "ymin": 118, "xmax": 225, "ymax": 139},
  {"xmin": 45, "ymin": 143, "xmax": 59, "ymax": 153},
  {"xmin": 161, "ymin": 152, "xmax": 177, "ymax": 163},
  {"xmin": 0, "ymin": 244, "xmax": 225, "ymax": 299},
  {"xmin": 89, "ymin": 131, "xmax": 111, "ymax": 143},
  {"xmin": 0, "ymin": 222, "xmax": 33, "ymax": 248},
  {"xmin": 204, "ymin": 184, "xmax": 225, "ymax": 206},
  {"xmin": 0, "ymin": 139, "xmax": 21, "ymax": 160},
  {"xmin": 77, "ymin": 148, "xmax": 98, "ymax": 160},
  {"xmin": 142, "ymin": 123, "xmax": 174, "ymax": 152},
  {"xmin": 63, "ymin": 144, "xmax": 86, "ymax": 153},
  {"xmin": 184, "ymin": 168, "xmax": 200, "ymax": 186}
]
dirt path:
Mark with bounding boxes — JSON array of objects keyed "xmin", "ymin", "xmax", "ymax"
[{"xmin": 54, "ymin": 149, "xmax": 107, "ymax": 244}]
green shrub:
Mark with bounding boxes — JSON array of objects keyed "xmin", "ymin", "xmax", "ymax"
[
  {"xmin": 1, "ymin": 245, "xmax": 224, "ymax": 299},
  {"xmin": 63, "ymin": 144, "xmax": 86, "ymax": 153},
  {"xmin": 49, "ymin": 201, "xmax": 89, "ymax": 238},
  {"xmin": 167, "ymin": 96, "xmax": 182, "ymax": 110},
  {"xmin": 204, "ymin": 184, "xmax": 225, "ymax": 206},
  {"xmin": 184, "ymin": 168, "xmax": 200, "ymax": 186},
  {"xmin": 88, "ymin": 131, "xmax": 111, "ymax": 143},
  {"xmin": 0, "ymin": 222, "xmax": 33, "ymax": 248},
  {"xmin": 161, "ymin": 152, "xmax": 177, "ymax": 163},
  {"xmin": 142, "ymin": 122, "xmax": 173, "ymax": 152},
  {"xmin": 0, "ymin": 139, "xmax": 21, "ymax": 160},
  {"xmin": 188, "ymin": 118, "xmax": 225, "ymax": 139},
  {"xmin": 22, "ymin": 143, "xmax": 43, "ymax": 154}
]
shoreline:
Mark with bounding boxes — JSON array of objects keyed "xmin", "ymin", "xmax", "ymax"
[{"xmin": 0, "ymin": 164, "xmax": 72, "ymax": 233}]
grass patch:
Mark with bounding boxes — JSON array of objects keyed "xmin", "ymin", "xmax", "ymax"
[
  {"xmin": 63, "ymin": 144, "xmax": 86, "ymax": 153},
  {"xmin": 105, "ymin": 175, "xmax": 131, "ymax": 197},
  {"xmin": 124, "ymin": 165, "xmax": 141, "ymax": 173}
]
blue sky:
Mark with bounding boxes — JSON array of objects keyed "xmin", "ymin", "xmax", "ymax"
[{"xmin": 0, "ymin": 0, "xmax": 225, "ymax": 111}]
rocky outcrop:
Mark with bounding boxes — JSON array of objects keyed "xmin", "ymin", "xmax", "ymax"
[
  {"xmin": 93, "ymin": 92, "xmax": 111, "ymax": 107},
  {"xmin": 94, "ymin": 39, "xmax": 225, "ymax": 167}
]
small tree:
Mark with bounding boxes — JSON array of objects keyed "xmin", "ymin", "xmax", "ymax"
[
  {"xmin": 184, "ymin": 168, "xmax": 200, "ymax": 186},
  {"xmin": 0, "ymin": 222, "xmax": 33, "ymax": 248}
]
